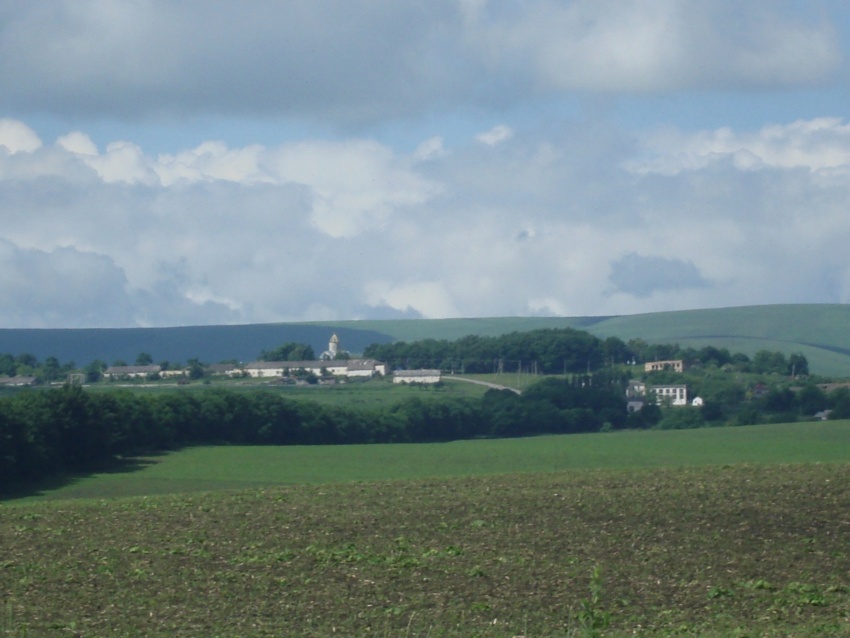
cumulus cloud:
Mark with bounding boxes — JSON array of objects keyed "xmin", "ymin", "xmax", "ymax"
[
  {"xmin": 0, "ymin": 1, "xmax": 842, "ymax": 124},
  {"xmin": 365, "ymin": 280, "xmax": 460, "ymax": 319},
  {"xmin": 0, "ymin": 119, "xmax": 42, "ymax": 154},
  {"xmin": 262, "ymin": 140, "xmax": 440, "ymax": 238},
  {"xmin": 0, "ymin": 240, "xmax": 132, "ymax": 327},
  {"xmin": 2, "ymin": 113, "xmax": 850, "ymax": 327},
  {"xmin": 56, "ymin": 131, "xmax": 98, "ymax": 156},
  {"xmin": 629, "ymin": 118, "xmax": 850, "ymax": 174},
  {"xmin": 414, "ymin": 137, "xmax": 447, "ymax": 162},
  {"xmin": 476, "ymin": 125, "xmax": 514, "ymax": 146}
]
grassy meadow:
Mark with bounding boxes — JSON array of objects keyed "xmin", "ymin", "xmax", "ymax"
[
  {"xmin": 6, "ymin": 420, "xmax": 850, "ymax": 503},
  {"xmin": 3, "ymin": 422, "xmax": 850, "ymax": 637}
]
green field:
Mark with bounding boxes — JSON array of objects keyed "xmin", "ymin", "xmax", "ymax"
[
  {"xmin": 83, "ymin": 375, "xmax": 493, "ymax": 408},
  {"xmin": 8, "ymin": 420, "xmax": 850, "ymax": 503}
]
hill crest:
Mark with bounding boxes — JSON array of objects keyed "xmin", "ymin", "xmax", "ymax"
[{"xmin": 1, "ymin": 304, "xmax": 848, "ymax": 377}]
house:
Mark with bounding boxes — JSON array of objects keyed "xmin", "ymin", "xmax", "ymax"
[
  {"xmin": 626, "ymin": 379, "xmax": 646, "ymax": 398},
  {"xmin": 651, "ymin": 384, "xmax": 688, "ymax": 406},
  {"xmin": 644, "ymin": 359, "xmax": 687, "ymax": 373},
  {"xmin": 626, "ymin": 400, "xmax": 645, "ymax": 412},
  {"xmin": 104, "ymin": 365, "xmax": 161, "ymax": 380},
  {"xmin": 393, "ymin": 369, "xmax": 442, "ymax": 385}
]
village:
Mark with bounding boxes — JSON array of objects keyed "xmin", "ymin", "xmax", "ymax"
[{"xmin": 99, "ymin": 334, "xmax": 443, "ymax": 387}]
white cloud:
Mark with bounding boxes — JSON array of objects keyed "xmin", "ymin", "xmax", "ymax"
[
  {"xmin": 414, "ymin": 136, "xmax": 447, "ymax": 161},
  {"xmin": 365, "ymin": 280, "xmax": 460, "ymax": 318},
  {"xmin": 0, "ymin": 119, "xmax": 42, "ymax": 154},
  {"xmin": 630, "ymin": 117, "xmax": 850, "ymax": 175},
  {"xmin": 475, "ymin": 125, "xmax": 513, "ymax": 146},
  {"xmin": 56, "ymin": 131, "xmax": 98, "ymax": 156},
  {"xmin": 262, "ymin": 140, "xmax": 440, "ymax": 238},
  {"xmin": 155, "ymin": 142, "xmax": 268, "ymax": 186},
  {"xmin": 83, "ymin": 141, "xmax": 157, "ymax": 184},
  {"xmin": 1, "ymin": 115, "xmax": 850, "ymax": 327}
]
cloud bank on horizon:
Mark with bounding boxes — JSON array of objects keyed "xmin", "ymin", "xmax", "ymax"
[{"xmin": 1, "ymin": 0, "xmax": 849, "ymax": 328}]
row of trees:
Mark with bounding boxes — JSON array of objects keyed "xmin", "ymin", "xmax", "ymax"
[
  {"xmin": 0, "ymin": 375, "xmax": 631, "ymax": 488},
  {"xmin": 362, "ymin": 329, "xmax": 809, "ymax": 377},
  {"xmin": 5, "ymin": 368, "xmax": 849, "ymax": 490},
  {"xmin": 0, "ymin": 330, "xmax": 811, "ymax": 385},
  {"xmin": 363, "ymin": 329, "xmax": 609, "ymax": 374},
  {"xmin": 0, "ymin": 353, "xmax": 76, "ymax": 382}
]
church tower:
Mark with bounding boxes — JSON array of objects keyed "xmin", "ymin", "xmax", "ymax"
[{"xmin": 328, "ymin": 333, "xmax": 339, "ymax": 359}]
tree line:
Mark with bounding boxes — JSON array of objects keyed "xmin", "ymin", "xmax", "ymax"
[
  {"xmin": 0, "ymin": 375, "xmax": 630, "ymax": 489},
  {"xmin": 0, "ymin": 328, "xmax": 809, "ymax": 384},
  {"xmin": 362, "ymin": 329, "xmax": 808, "ymax": 376}
]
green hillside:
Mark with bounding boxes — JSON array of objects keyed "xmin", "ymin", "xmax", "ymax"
[
  {"xmin": 1, "ymin": 304, "xmax": 849, "ymax": 376},
  {"xmin": 320, "ymin": 304, "xmax": 850, "ymax": 377}
]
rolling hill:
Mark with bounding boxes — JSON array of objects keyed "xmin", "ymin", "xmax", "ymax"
[{"xmin": 1, "ymin": 304, "xmax": 849, "ymax": 377}]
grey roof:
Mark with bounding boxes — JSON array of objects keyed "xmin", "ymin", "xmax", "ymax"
[
  {"xmin": 394, "ymin": 369, "xmax": 442, "ymax": 377},
  {"xmin": 347, "ymin": 360, "xmax": 379, "ymax": 371}
]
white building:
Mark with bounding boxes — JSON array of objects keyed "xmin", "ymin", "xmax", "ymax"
[
  {"xmin": 393, "ymin": 369, "xmax": 442, "ymax": 385},
  {"xmin": 651, "ymin": 384, "xmax": 688, "ymax": 407},
  {"xmin": 104, "ymin": 365, "xmax": 161, "ymax": 380},
  {"xmin": 320, "ymin": 333, "xmax": 341, "ymax": 360},
  {"xmin": 244, "ymin": 359, "xmax": 385, "ymax": 379}
]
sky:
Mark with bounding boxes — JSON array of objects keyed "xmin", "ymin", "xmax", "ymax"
[{"xmin": 1, "ymin": 0, "xmax": 850, "ymax": 328}]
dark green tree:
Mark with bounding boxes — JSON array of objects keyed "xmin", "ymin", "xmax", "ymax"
[
  {"xmin": 788, "ymin": 353, "xmax": 809, "ymax": 377},
  {"xmin": 260, "ymin": 343, "xmax": 316, "ymax": 362},
  {"xmin": 85, "ymin": 360, "xmax": 107, "ymax": 383},
  {"xmin": 187, "ymin": 358, "xmax": 205, "ymax": 380}
]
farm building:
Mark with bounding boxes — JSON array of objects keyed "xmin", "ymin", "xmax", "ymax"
[
  {"xmin": 644, "ymin": 359, "xmax": 688, "ymax": 373},
  {"xmin": 206, "ymin": 363, "xmax": 242, "ymax": 377},
  {"xmin": 393, "ymin": 369, "xmax": 442, "ymax": 385},
  {"xmin": 0, "ymin": 376, "xmax": 37, "ymax": 386},
  {"xmin": 104, "ymin": 365, "xmax": 161, "ymax": 380},
  {"xmin": 244, "ymin": 359, "xmax": 385, "ymax": 379}
]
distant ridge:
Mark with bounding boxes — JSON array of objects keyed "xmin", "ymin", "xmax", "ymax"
[
  {"xmin": 0, "ymin": 324, "xmax": 392, "ymax": 368},
  {"xmin": 1, "ymin": 304, "xmax": 849, "ymax": 377}
]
